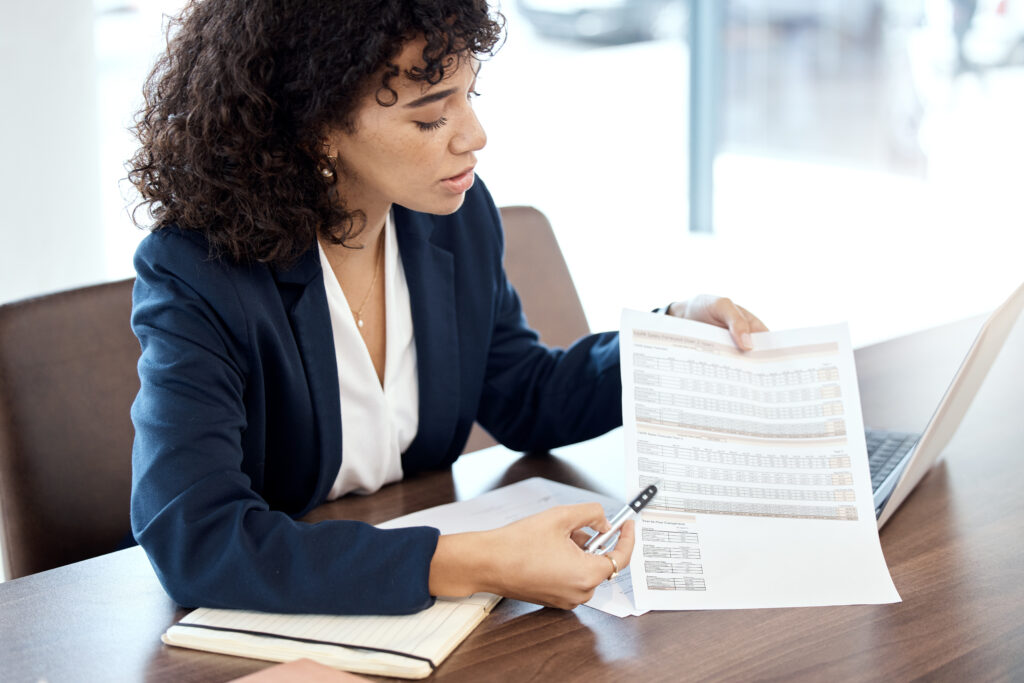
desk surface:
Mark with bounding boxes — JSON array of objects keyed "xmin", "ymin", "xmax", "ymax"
[{"xmin": 3, "ymin": 314, "xmax": 1023, "ymax": 682}]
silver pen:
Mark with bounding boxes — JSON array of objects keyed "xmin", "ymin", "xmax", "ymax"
[{"xmin": 583, "ymin": 484, "xmax": 658, "ymax": 555}]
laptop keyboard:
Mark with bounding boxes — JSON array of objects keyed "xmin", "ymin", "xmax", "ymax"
[{"xmin": 865, "ymin": 429, "xmax": 921, "ymax": 489}]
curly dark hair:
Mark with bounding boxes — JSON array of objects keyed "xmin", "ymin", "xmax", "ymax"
[{"xmin": 127, "ymin": 0, "xmax": 504, "ymax": 266}]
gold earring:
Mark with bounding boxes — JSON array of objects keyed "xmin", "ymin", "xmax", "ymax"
[{"xmin": 320, "ymin": 149, "xmax": 337, "ymax": 178}]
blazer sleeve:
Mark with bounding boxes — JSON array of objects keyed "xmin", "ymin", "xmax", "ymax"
[
  {"xmin": 130, "ymin": 232, "xmax": 439, "ymax": 615},
  {"xmin": 472, "ymin": 199, "xmax": 623, "ymax": 452}
]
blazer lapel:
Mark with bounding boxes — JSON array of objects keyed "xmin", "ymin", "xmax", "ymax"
[
  {"xmin": 272, "ymin": 248, "xmax": 342, "ymax": 509},
  {"xmin": 395, "ymin": 207, "xmax": 461, "ymax": 469}
]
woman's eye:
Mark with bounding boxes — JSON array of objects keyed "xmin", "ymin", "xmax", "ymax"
[
  {"xmin": 415, "ymin": 116, "xmax": 448, "ymax": 132},
  {"xmin": 468, "ymin": 89, "xmax": 481, "ymax": 100}
]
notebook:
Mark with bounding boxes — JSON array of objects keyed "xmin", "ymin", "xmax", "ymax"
[
  {"xmin": 162, "ymin": 591, "xmax": 500, "ymax": 679},
  {"xmin": 867, "ymin": 281, "xmax": 1024, "ymax": 527}
]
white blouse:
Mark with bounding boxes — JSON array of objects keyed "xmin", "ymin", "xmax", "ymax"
[{"xmin": 318, "ymin": 211, "xmax": 419, "ymax": 499}]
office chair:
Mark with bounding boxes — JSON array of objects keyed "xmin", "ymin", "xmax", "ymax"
[
  {"xmin": 462, "ymin": 206, "xmax": 591, "ymax": 453},
  {"xmin": 0, "ymin": 278, "xmax": 139, "ymax": 580}
]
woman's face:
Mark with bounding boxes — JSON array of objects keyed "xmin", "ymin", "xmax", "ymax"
[{"xmin": 327, "ymin": 39, "xmax": 487, "ymax": 220}]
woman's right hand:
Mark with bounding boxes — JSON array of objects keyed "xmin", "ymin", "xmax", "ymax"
[{"xmin": 429, "ymin": 503, "xmax": 635, "ymax": 609}]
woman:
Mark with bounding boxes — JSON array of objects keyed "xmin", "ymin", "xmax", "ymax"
[{"xmin": 128, "ymin": 0, "xmax": 767, "ymax": 616}]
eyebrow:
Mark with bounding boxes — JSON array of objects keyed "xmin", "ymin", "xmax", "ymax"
[{"xmin": 403, "ymin": 87, "xmax": 458, "ymax": 109}]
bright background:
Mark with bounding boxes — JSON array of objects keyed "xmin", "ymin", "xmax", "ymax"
[{"xmin": 1, "ymin": 0, "xmax": 1021, "ymax": 348}]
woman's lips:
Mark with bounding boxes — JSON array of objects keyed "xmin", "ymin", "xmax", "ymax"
[{"xmin": 441, "ymin": 168, "xmax": 475, "ymax": 194}]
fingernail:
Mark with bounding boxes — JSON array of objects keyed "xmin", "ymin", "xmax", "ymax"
[{"xmin": 741, "ymin": 333, "xmax": 752, "ymax": 349}]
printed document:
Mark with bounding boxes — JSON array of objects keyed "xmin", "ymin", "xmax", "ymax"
[{"xmin": 621, "ymin": 310, "xmax": 900, "ymax": 611}]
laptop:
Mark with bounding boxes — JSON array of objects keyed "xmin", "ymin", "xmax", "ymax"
[{"xmin": 867, "ymin": 281, "xmax": 1024, "ymax": 528}]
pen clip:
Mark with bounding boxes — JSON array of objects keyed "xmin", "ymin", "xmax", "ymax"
[
  {"xmin": 630, "ymin": 484, "xmax": 658, "ymax": 513},
  {"xmin": 582, "ymin": 485, "xmax": 658, "ymax": 553}
]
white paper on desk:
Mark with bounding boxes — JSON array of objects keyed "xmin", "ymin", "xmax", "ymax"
[
  {"xmin": 379, "ymin": 477, "xmax": 647, "ymax": 617},
  {"xmin": 620, "ymin": 309, "xmax": 901, "ymax": 611}
]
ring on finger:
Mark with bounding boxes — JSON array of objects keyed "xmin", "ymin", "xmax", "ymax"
[{"xmin": 606, "ymin": 555, "xmax": 619, "ymax": 580}]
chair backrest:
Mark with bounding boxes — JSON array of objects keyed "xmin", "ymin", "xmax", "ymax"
[
  {"xmin": 461, "ymin": 206, "xmax": 590, "ymax": 453},
  {"xmin": 0, "ymin": 278, "xmax": 139, "ymax": 580}
]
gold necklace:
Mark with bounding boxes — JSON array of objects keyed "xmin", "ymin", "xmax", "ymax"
[{"xmin": 350, "ymin": 234, "xmax": 384, "ymax": 331}]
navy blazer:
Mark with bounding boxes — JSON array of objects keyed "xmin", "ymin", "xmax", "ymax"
[{"xmin": 130, "ymin": 180, "xmax": 622, "ymax": 615}]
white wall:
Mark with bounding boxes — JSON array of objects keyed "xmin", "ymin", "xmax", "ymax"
[{"xmin": 0, "ymin": 0, "xmax": 104, "ymax": 304}]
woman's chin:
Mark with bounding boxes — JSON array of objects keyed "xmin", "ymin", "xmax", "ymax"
[{"xmin": 411, "ymin": 193, "xmax": 468, "ymax": 216}]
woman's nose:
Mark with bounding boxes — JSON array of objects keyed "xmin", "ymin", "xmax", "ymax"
[{"xmin": 450, "ymin": 106, "xmax": 486, "ymax": 155}]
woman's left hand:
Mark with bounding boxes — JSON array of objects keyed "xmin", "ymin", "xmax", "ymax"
[{"xmin": 666, "ymin": 295, "xmax": 768, "ymax": 351}]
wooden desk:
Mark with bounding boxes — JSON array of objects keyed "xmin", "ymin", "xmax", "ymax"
[{"xmin": 2, "ymin": 315, "xmax": 1023, "ymax": 682}]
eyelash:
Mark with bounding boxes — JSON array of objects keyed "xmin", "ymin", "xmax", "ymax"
[
  {"xmin": 414, "ymin": 90, "xmax": 481, "ymax": 132},
  {"xmin": 415, "ymin": 116, "xmax": 448, "ymax": 132}
]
